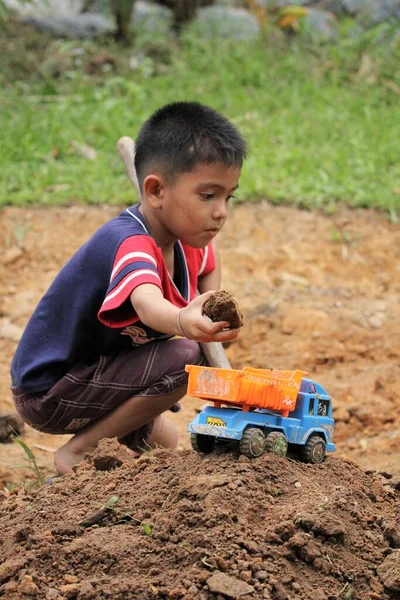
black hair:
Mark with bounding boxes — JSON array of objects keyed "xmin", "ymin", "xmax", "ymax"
[{"xmin": 134, "ymin": 101, "xmax": 247, "ymax": 191}]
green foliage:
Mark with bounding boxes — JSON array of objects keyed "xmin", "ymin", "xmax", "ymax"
[
  {"xmin": 13, "ymin": 436, "xmax": 44, "ymax": 486},
  {"xmin": 142, "ymin": 522, "xmax": 153, "ymax": 536},
  {"xmin": 0, "ymin": 21, "xmax": 399, "ymax": 212},
  {"xmin": 103, "ymin": 495, "xmax": 119, "ymax": 509}
]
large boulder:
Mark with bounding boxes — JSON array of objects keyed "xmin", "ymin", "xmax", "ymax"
[
  {"xmin": 188, "ymin": 5, "xmax": 260, "ymax": 40},
  {"xmin": 22, "ymin": 13, "xmax": 114, "ymax": 38},
  {"xmin": 358, "ymin": 0, "xmax": 400, "ymax": 27},
  {"xmin": 3, "ymin": 0, "xmax": 83, "ymax": 16},
  {"xmin": 133, "ymin": 1, "xmax": 172, "ymax": 35},
  {"xmin": 302, "ymin": 7, "xmax": 338, "ymax": 40}
]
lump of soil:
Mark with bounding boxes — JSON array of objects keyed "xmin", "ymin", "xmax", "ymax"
[
  {"xmin": 202, "ymin": 290, "xmax": 244, "ymax": 328},
  {"xmin": 0, "ymin": 413, "xmax": 24, "ymax": 443},
  {"xmin": 0, "ymin": 438, "xmax": 399, "ymax": 600}
]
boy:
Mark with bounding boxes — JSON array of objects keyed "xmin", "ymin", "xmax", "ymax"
[{"xmin": 11, "ymin": 101, "xmax": 247, "ymax": 475}]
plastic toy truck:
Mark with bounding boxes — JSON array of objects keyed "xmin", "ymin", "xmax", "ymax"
[{"xmin": 186, "ymin": 365, "xmax": 335, "ymax": 464}]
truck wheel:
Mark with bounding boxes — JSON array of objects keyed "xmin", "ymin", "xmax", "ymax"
[
  {"xmin": 300, "ymin": 435, "xmax": 326, "ymax": 464},
  {"xmin": 190, "ymin": 433, "xmax": 215, "ymax": 454},
  {"xmin": 265, "ymin": 431, "xmax": 288, "ymax": 458},
  {"xmin": 239, "ymin": 428, "xmax": 266, "ymax": 458}
]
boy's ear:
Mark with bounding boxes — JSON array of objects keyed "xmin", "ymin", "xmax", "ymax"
[{"xmin": 143, "ymin": 174, "xmax": 165, "ymax": 208}]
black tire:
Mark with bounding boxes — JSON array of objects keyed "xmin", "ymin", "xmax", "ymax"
[
  {"xmin": 190, "ymin": 433, "xmax": 216, "ymax": 454},
  {"xmin": 265, "ymin": 431, "xmax": 288, "ymax": 458},
  {"xmin": 300, "ymin": 435, "xmax": 326, "ymax": 464},
  {"xmin": 239, "ymin": 428, "xmax": 266, "ymax": 458}
]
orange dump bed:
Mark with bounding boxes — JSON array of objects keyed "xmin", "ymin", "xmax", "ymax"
[{"xmin": 185, "ymin": 365, "xmax": 308, "ymax": 416}]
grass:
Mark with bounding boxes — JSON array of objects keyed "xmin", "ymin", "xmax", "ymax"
[{"xmin": 0, "ymin": 19, "xmax": 399, "ymax": 212}]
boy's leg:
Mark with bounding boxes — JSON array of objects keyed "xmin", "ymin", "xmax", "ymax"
[
  {"xmin": 14, "ymin": 338, "xmax": 203, "ymax": 475},
  {"xmin": 54, "ymin": 385, "xmax": 184, "ymax": 474}
]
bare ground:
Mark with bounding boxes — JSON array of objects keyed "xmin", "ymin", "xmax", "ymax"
[{"xmin": 0, "ymin": 203, "xmax": 399, "ymax": 599}]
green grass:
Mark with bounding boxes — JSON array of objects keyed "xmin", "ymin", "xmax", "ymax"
[{"xmin": 0, "ymin": 21, "xmax": 399, "ymax": 212}]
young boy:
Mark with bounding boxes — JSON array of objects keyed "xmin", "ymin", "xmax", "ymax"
[{"xmin": 10, "ymin": 101, "xmax": 247, "ymax": 475}]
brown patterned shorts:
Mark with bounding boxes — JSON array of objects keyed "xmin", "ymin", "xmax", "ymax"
[{"xmin": 11, "ymin": 338, "xmax": 203, "ymax": 452}]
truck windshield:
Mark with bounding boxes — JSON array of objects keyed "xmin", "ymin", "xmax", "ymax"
[{"xmin": 318, "ymin": 400, "xmax": 330, "ymax": 416}]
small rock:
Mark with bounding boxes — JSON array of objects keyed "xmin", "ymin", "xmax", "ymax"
[
  {"xmin": 292, "ymin": 581, "xmax": 301, "ymax": 591},
  {"xmin": 46, "ymin": 590, "xmax": 62, "ymax": 600},
  {"xmin": 0, "ymin": 318, "xmax": 24, "ymax": 342},
  {"xmin": 294, "ymin": 481, "xmax": 302, "ymax": 489},
  {"xmin": 368, "ymin": 315, "xmax": 383, "ymax": 329},
  {"xmin": 378, "ymin": 551, "xmax": 400, "ymax": 592},
  {"xmin": 238, "ymin": 455, "xmax": 250, "ymax": 463},
  {"xmin": 383, "ymin": 523, "xmax": 400, "ymax": 549},
  {"xmin": 2, "ymin": 247, "xmax": 24, "ymax": 265},
  {"xmin": 59, "ymin": 583, "xmax": 80, "ymax": 598},
  {"xmin": 0, "ymin": 413, "xmax": 25, "ymax": 443},
  {"xmin": 207, "ymin": 571, "xmax": 254, "ymax": 598},
  {"xmin": 333, "ymin": 406, "xmax": 350, "ymax": 422},
  {"xmin": 388, "ymin": 477, "xmax": 400, "ymax": 491},
  {"xmin": 0, "ymin": 558, "xmax": 28, "ymax": 584},
  {"xmin": 18, "ymin": 575, "xmax": 39, "ymax": 596}
]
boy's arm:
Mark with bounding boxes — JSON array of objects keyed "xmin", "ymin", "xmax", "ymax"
[
  {"xmin": 197, "ymin": 239, "xmax": 221, "ymax": 294},
  {"xmin": 130, "ymin": 284, "xmax": 239, "ymax": 344}
]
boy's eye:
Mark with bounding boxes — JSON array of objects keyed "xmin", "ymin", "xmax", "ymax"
[
  {"xmin": 200, "ymin": 193, "xmax": 214, "ymax": 200},
  {"xmin": 227, "ymin": 195, "xmax": 235, "ymax": 201}
]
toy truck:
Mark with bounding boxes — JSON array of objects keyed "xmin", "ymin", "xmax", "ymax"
[{"xmin": 186, "ymin": 365, "xmax": 335, "ymax": 464}]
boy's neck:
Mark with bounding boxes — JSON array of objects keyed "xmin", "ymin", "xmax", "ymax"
[{"xmin": 138, "ymin": 203, "xmax": 176, "ymax": 252}]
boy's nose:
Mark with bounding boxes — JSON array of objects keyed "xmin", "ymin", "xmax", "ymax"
[{"xmin": 212, "ymin": 200, "xmax": 228, "ymax": 221}]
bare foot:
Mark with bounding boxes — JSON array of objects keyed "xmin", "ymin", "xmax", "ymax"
[
  {"xmin": 54, "ymin": 439, "xmax": 96, "ymax": 475},
  {"xmin": 124, "ymin": 446, "xmax": 141, "ymax": 458}
]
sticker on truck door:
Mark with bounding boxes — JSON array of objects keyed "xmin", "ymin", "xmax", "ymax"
[{"xmin": 206, "ymin": 417, "xmax": 226, "ymax": 427}]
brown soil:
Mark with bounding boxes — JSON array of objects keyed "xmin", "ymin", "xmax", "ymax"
[
  {"xmin": 0, "ymin": 439, "xmax": 399, "ymax": 599},
  {"xmin": 1, "ymin": 203, "xmax": 400, "ymax": 599}
]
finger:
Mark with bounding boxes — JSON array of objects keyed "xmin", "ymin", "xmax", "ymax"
[
  {"xmin": 196, "ymin": 319, "xmax": 230, "ymax": 335},
  {"xmin": 192, "ymin": 290, "xmax": 216, "ymax": 308},
  {"xmin": 212, "ymin": 328, "xmax": 240, "ymax": 343},
  {"xmin": 197, "ymin": 328, "xmax": 240, "ymax": 344}
]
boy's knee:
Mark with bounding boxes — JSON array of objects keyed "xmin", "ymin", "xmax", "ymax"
[{"xmin": 175, "ymin": 338, "xmax": 203, "ymax": 368}]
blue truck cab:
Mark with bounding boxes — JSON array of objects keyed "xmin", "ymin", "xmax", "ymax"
[{"xmin": 188, "ymin": 377, "xmax": 336, "ymax": 464}]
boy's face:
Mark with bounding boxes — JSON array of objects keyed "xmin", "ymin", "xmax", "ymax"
[{"xmin": 155, "ymin": 162, "xmax": 241, "ymax": 249}]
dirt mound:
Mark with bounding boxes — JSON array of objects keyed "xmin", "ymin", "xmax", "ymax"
[{"xmin": 0, "ymin": 439, "xmax": 399, "ymax": 600}]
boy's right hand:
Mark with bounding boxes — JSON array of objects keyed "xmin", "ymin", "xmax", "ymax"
[{"xmin": 178, "ymin": 291, "xmax": 241, "ymax": 344}]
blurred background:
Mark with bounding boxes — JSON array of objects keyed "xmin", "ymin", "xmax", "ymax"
[{"xmin": 0, "ymin": 0, "xmax": 399, "ymax": 210}]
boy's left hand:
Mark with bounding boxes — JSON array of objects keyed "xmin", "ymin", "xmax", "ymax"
[{"xmin": 178, "ymin": 292, "xmax": 241, "ymax": 344}]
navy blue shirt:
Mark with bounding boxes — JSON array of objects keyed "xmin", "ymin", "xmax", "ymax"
[{"xmin": 11, "ymin": 205, "xmax": 214, "ymax": 393}]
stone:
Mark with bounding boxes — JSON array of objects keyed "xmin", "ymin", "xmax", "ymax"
[
  {"xmin": 341, "ymin": 0, "xmax": 368, "ymax": 16},
  {"xmin": 23, "ymin": 13, "xmax": 114, "ymax": 38},
  {"xmin": 18, "ymin": 575, "xmax": 39, "ymax": 596},
  {"xmin": 0, "ymin": 413, "xmax": 25, "ymax": 443},
  {"xmin": 189, "ymin": 6, "xmax": 260, "ymax": 41},
  {"xmin": 302, "ymin": 8, "xmax": 338, "ymax": 41},
  {"xmin": 133, "ymin": 1, "xmax": 173, "ymax": 36},
  {"xmin": 0, "ymin": 318, "xmax": 24, "ymax": 343},
  {"xmin": 207, "ymin": 571, "xmax": 254, "ymax": 598},
  {"xmin": 378, "ymin": 551, "xmax": 400, "ymax": 592},
  {"xmin": 358, "ymin": 0, "xmax": 400, "ymax": 27}
]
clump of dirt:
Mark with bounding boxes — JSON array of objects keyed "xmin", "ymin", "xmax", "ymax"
[
  {"xmin": 203, "ymin": 291, "xmax": 244, "ymax": 329},
  {"xmin": 0, "ymin": 412, "xmax": 24, "ymax": 443},
  {"xmin": 0, "ymin": 439, "xmax": 399, "ymax": 600}
]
